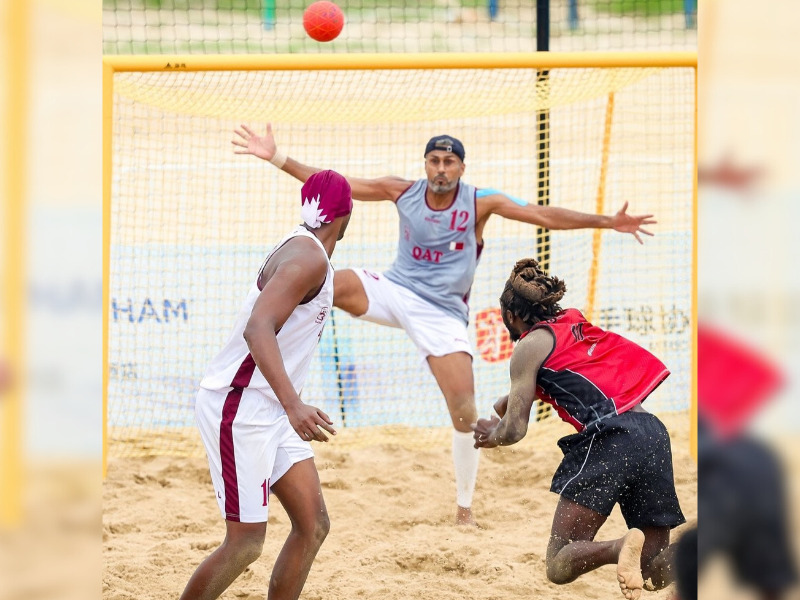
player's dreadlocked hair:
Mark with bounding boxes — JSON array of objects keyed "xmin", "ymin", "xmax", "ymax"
[{"xmin": 499, "ymin": 258, "xmax": 566, "ymax": 327}]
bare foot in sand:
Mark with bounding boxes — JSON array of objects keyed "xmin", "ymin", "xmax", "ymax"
[
  {"xmin": 456, "ymin": 506, "xmax": 478, "ymax": 527},
  {"xmin": 617, "ymin": 528, "xmax": 645, "ymax": 600}
]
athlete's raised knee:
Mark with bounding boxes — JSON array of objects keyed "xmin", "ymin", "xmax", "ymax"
[{"xmin": 447, "ymin": 393, "xmax": 478, "ymax": 431}]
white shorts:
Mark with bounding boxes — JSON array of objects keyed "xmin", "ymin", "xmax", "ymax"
[
  {"xmin": 350, "ymin": 268, "xmax": 473, "ymax": 360},
  {"xmin": 195, "ymin": 387, "xmax": 314, "ymax": 523}
]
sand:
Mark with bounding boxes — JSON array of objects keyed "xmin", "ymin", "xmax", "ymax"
[{"xmin": 103, "ymin": 411, "xmax": 696, "ymax": 600}]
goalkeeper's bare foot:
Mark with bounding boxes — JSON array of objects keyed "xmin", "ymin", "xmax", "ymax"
[
  {"xmin": 456, "ymin": 506, "xmax": 478, "ymax": 527},
  {"xmin": 617, "ymin": 528, "xmax": 645, "ymax": 600}
]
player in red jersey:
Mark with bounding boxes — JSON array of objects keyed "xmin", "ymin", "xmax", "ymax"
[{"xmin": 473, "ymin": 258, "xmax": 685, "ymax": 600}]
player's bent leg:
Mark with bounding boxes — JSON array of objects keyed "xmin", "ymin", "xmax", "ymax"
[
  {"xmin": 546, "ymin": 496, "xmax": 609, "ymax": 584},
  {"xmin": 332, "ymin": 269, "xmax": 369, "ymax": 317},
  {"xmin": 179, "ymin": 520, "xmax": 267, "ymax": 600},
  {"xmin": 427, "ymin": 352, "xmax": 480, "ymax": 526},
  {"xmin": 268, "ymin": 458, "xmax": 330, "ymax": 600},
  {"xmin": 545, "ymin": 495, "xmax": 644, "ymax": 599}
]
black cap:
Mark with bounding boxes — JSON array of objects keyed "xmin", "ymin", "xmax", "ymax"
[{"xmin": 424, "ymin": 135, "xmax": 465, "ymax": 162}]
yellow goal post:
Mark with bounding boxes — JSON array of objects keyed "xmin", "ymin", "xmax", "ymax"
[{"xmin": 103, "ymin": 52, "xmax": 697, "ymax": 475}]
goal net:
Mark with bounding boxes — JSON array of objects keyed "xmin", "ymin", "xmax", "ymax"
[{"xmin": 104, "ymin": 53, "xmax": 696, "ymax": 458}]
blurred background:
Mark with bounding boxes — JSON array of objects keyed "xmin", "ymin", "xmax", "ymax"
[
  {"xmin": 1, "ymin": 0, "xmax": 101, "ymax": 598},
  {"xmin": 698, "ymin": 0, "xmax": 799, "ymax": 434},
  {"xmin": 696, "ymin": 1, "xmax": 800, "ymax": 599},
  {"xmin": 1, "ymin": 0, "xmax": 799, "ymax": 598}
]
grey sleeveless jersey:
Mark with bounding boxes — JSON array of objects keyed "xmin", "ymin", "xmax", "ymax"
[{"xmin": 384, "ymin": 179, "xmax": 480, "ymax": 324}]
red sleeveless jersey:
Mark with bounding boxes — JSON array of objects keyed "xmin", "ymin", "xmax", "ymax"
[{"xmin": 522, "ymin": 308, "xmax": 669, "ymax": 432}]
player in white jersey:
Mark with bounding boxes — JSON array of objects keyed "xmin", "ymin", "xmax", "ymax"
[
  {"xmin": 232, "ymin": 125, "xmax": 656, "ymax": 527},
  {"xmin": 179, "ymin": 170, "xmax": 352, "ymax": 600}
]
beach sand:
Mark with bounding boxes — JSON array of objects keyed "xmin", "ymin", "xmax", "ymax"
[{"xmin": 103, "ymin": 411, "xmax": 696, "ymax": 600}]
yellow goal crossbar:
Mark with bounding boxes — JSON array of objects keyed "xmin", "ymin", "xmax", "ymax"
[{"xmin": 104, "ymin": 51, "xmax": 696, "ymax": 73}]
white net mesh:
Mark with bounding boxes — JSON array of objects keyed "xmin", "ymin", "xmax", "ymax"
[{"xmin": 108, "ymin": 62, "xmax": 695, "ymax": 457}]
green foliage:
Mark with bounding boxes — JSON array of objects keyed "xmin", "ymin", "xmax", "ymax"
[
  {"xmin": 102, "ymin": 0, "xmax": 494, "ymax": 25},
  {"xmin": 131, "ymin": 0, "xmax": 263, "ymax": 10},
  {"xmin": 593, "ymin": 0, "xmax": 685, "ymax": 16},
  {"xmin": 102, "ymin": 0, "xmax": 685, "ymax": 17},
  {"xmin": 103, "ymin": 0, "xmax": 484, "ymax": 11}
]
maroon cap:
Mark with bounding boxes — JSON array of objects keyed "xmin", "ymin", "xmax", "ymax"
[{"xmin": 300, "ymin": 170, "xmax": 353, "ymax": 228}]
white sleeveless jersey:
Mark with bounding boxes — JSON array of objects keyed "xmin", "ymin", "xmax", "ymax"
[{"xmin": 199, "ymin": 226, "xmax": 333, "ymax": 402}]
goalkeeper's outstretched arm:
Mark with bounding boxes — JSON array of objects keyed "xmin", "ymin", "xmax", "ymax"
[
  {"xmin": 233, "ymin": 122, "xmax": 411, "ymax": 202},
  {"xmin": 476, "ymin": 190, "xmax": 657, "ymax": 244}
]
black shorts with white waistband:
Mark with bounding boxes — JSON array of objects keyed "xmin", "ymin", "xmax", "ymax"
[{"xmin": 550, "ymin": 410, "xmax": 685, "ymax": 530}]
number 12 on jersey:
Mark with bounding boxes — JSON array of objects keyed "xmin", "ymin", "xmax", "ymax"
[{"xmin": 449, "ymin": 210, "xmax": 469, "ymax": 232}]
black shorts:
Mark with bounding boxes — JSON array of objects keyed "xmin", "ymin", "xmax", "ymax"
[{"xmin": 550, "ymin": 411, "xmax": 685, "ymax": 530}]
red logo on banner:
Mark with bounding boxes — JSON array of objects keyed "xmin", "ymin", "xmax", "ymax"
[{"xmin": 474, "ymin": 308, "xmax": 513, "ymax": 363}]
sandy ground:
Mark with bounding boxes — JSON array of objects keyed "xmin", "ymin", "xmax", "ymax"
[
  {"xmin": 103, "ymin": 411, "xmax": 696, "ymax": 600},
  {"xmin": 0, "ymin": 460, "xmax": 101, "ymax": 600}
]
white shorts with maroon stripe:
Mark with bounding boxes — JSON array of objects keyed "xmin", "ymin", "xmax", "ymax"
[
  {"xmin": 351, "ymin": 268, "xmax": 473, "ymax": 360},
  {"xmin": 195, "ymin": 387, "xmax": 314, "ymax": 523}
]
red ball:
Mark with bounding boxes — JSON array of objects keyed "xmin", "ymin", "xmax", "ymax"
[{"xmin": 303, "ymin": 1, "xmax": 344, "ymax": 42}]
